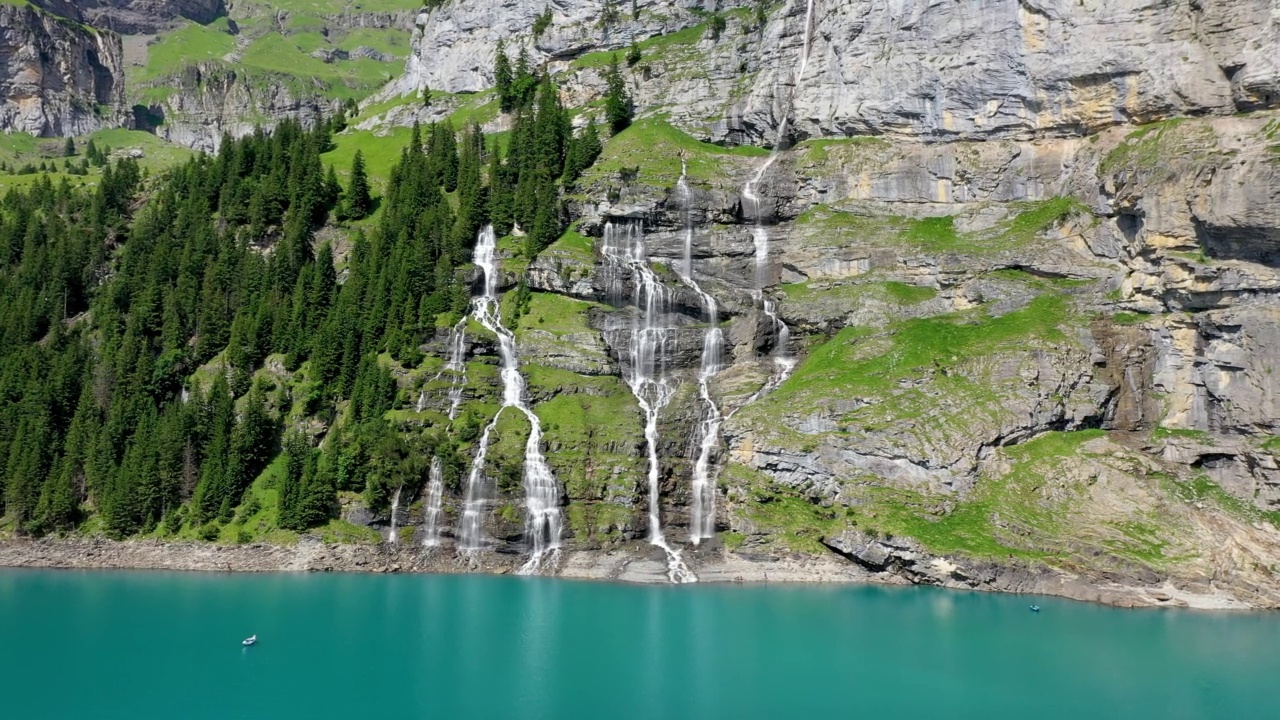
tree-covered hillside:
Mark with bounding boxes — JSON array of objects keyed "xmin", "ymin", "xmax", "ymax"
[{"xmin": 0, "ymin": 66, "xmax": 606, "ymax": 540}]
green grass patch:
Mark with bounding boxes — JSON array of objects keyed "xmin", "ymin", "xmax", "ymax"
[
  {"xmin": 796, "ymin": 137, "xmax": 890, "ymax": 163},
  {"xmin": 528, "ymin": 369, "xmax": 644, "ymax": 502},
  {"xmin": 855, "ymin": 430, "xmax": 1104, "ymax": 558},
  {"xmin": 565, "ymin": 501, "xmax": 633, "ymax": 542},
  {"xmin": 1151, "ymin": 426, "xmax": 1212, "ymax": 443},
  {"xmin": 1163, "ymin": 473, "xmax": 1263, "ymax": 523},
  {"xmin": 1111, "ymin": 311, "xmax": 1151, "ymax": 326},
  {"xmin": 322, "ymin": 126, "xmax": 413, "ymax": 189},
  {"xmin": 583, "ymin": 117, "xmax": 766, "ymax": 187},
  {"xmin": 882, "ymin": 281, "xmax": 938, "ymax": 304},
  {"xmin": 544, "ymin": 224, "xmax": 595, "ymax": 259},
  {"xmin": 902, "ymin": 215, "xmax": 959, "ymax": 248},
  {"xmin": 774, "ymin": 294, "xmax": 1070, "ymax": 401},
  {"xmin": 779, "ymin": 279, "xmax": 936, "ymax": 316},
  {"xmin": 517, "ymin": 292, "xmax": 601, "ymax": 337},
  {"xmin": 1100, "ymin": 118, "xmax": 1191, "ymax": 175},
  {"xmin": 134, "ymin": 19, "xmax": 236, "ymax": 84},
  {"xmin": 446, "ymin": 91, "xmax": 500, "ymax": 130}
]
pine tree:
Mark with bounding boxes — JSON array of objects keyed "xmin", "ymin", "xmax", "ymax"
[
  {"xmin": 562, "ymin": 122, "xmax": 602, "ymax": 187},
  {"xmin": 487, "ymin": 138, "xmax": 513, "ymax": 235},
  {"xmin": 222, "ymin": 380, "xmax": 276, "ymax": 520},
  {"xmin": 495, "ymin": 39, "xmax": 514, "ymax": 112},
  {"xmin": 278, "ymin": 431, "xmax": 309, "ymax": 530},
  {"xmin": 323, "ymin": 165, "xmax": 342, "ymax": 210},
  {"xmin": 604, "ymin": 54, "xmax": 634, "ymax": 134},
  {"xmin": 512, "ymin": 46, "xmax": 539, "ymax": 109},
  {"xmin": 344, "ymin": 150, "xmax": 372, "ymax": 220},
  {"xmin": 64, "ymin": 137, "xmax": 76, "ymax": 157}
]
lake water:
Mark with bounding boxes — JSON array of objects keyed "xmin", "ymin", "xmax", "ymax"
[{"xmin": 1, "ymin": 569, "xmax": 1277, "ymax": 718}]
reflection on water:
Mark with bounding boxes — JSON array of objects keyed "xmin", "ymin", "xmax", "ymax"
[{"xmin": 1, "ymin": 570, "xmax": 1278, "ymax": 719}]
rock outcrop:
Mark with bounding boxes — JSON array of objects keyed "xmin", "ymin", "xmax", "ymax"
[
  {"xmin": 0, "ymin": 2, "xmax": 127, "ymax": 136},
  {"xmin": 79, "ymin": 0, "xmax": 226, "ymax": 34},
  {"xmin": 348, "ymin": 0, "xmax": 1280, "ymax": 605},
  {"xmin": 128, "ymin": 2, "xmax": 413, "ymax": 151},
  {"xmin": 146, "ymin": 62, "xmax": 339, "ymax": 153},
  {"xmin": 387, "ymin": 0, "xmax": 1280, "ymax": 144}
]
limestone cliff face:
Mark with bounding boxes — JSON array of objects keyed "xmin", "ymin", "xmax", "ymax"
[
  {"xmin": 360, "ymin": 0, "xmax": 1280, "ymax": 603},
  {"xmin": 391, "ymin": 0, "xmax": 1280, "ymax": 142},
  {"xmin": 146, "ymin": 63, "xmax": 339, "ymax": 153},
  {"xmin": 80, "ymin": 0, "xmax": 226, "ymax": 34},
  {"xmin": 0, "ymin": 3, "xmax": 127, "ymax": 136},
  {"xmin": 134, "ymin": 3, "xmax": 414, "ymax": 152}
]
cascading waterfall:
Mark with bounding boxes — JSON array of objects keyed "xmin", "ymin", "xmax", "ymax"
[
  {"xmin": 443, "ymin": 320, "xmax": 468, "ymax": 420},
  {"xmin": 602, "ymin": 219, "xmax": 697, "ymax": 583},
  {"xmin": 676, "ymin": 163, "xmax": 725, "ymax": 544},
  {"xmin": 421, "ymin": 456, "xmax": 445, "ymax": 547},
  {"xmin": 458, "ymin": 226, "xmax": 563, "ymax": 569},
  {"xmin": 740, "ymin": 0, "xmax": 817, "ymax": 388},
  {"xmin": 386, "ymin": 485, "xmax": 402, "ymax": 544}
]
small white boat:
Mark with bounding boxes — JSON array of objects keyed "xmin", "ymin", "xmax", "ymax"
[{"xmin": 242, "ymin": 635, "xmax": 257, "ymax": 646}]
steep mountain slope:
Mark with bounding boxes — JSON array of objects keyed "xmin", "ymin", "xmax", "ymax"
[
  {"xmin": 125, "ymin": 1, "xmax": 421, "ymax": 151},
  {"xmin": 353, "ymin": 0, "xmax": 1280, "ymax": 604},
  {"xmin": 4, "ymin": 0, "xmax": 1280, "ymax": 608}
]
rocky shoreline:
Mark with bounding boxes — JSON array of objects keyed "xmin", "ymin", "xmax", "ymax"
[{"xmin": 0, "ymin": 537, "xmax": 1267, "ymax": 611}]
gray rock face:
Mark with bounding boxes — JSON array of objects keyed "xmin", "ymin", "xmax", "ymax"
[
  {"xmin": 135, "ymin": 0, "xmax": 1275, "ymax": 597},
  {"xmin": 0, "ymin": 3, "xmax": 127, "ymax": 136},
  {"xmin": 389, "ymin": 0, "xmax": 1279, "ymax": 143},
  {"xmin": 386, "ymin": 0, "xmax": 748, "ymax": 98},
  {"xmin": 79, "ymin": 0, "xmax": 226, "ymax": 34},
  {"xmin": 148, "ymin": 63, "xmax": 339, "ymax": 153}
]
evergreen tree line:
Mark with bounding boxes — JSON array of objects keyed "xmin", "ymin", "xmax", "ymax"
[{"xmin": 0, "ymin": 89, "xmax": 603, "ymax": 538}]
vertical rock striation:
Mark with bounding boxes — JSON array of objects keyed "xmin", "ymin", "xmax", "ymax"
[{"xmin": 0, "ymin": 2, "xmax": 127, "ymax": 136}]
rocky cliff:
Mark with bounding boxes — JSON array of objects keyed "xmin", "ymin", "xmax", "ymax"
[
  {"xmin": 0, "ymin": 2, "xmax": 127, "ymax": 136},
  {"xmin": 81, "ymin": 0, "xmax": 226, "ymax": 34},
  {"xmin": 388, "ymin": 0, "xmax": 1280, "ymax": 142},
  {"xmin": 340, "ymin": 0, "xmax": 1280, "ymax": 606},
  {"xmin": 129, "ymin": 1, "xmax": 417, "ymax": 152},
  {"xmin": 144, "ymin": 62, "xmax": 340, "ymax": 153}
]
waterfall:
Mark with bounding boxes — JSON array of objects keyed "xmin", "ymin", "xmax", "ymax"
[
  {"xmin": 443, "ymin": 320, "xmax": 468, "ymax": 420},
  {"xmin": 602, "ymin": 219, "xmax": 697, "ymax": 583},
  {"xmin": 422, "ymin": 456, "xmax": 445, "ymax": 547},
  {"xmin": 386, "ymin": 485, "xmax": 402, "ymax": 544},
  {"xmin": 458, "ymin": 226, "xmax": 563, "ymax": 569},
  {"xmin": 738, "ymin": 0, "xmax": 818, "ymax": 389},
  {"xmin": 676, "ymin": 163, "xmax": 725, "ymax": 544},
  {"xmin": 797, "ymin": 0, "xmax": 816, "ymax": 85},
  {"xmin": 414, "ymin": 390, "xmax": 427, "ymax": 413}
]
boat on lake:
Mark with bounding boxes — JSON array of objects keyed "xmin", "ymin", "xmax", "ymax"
[{"xmin": 242, "ymin": 635, "xmax": 257, "ymax": 646}]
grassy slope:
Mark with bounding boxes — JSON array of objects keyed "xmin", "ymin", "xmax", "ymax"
[
  {"xmin": 0, "ymin": 129, "xmax": 194, "ymax": 190},
  {"xmin": 512, "ymin": 291, "xmax": 645, "ymax": 542},
  {"xmin": 129, "ymin": 1, "xmax": 421, "ymax": 110},
  {"xmin": 580, "ymin": 117, "xmax": 766, "ymax": 189}
]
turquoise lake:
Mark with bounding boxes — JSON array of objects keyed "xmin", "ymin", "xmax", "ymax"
[{"xmin": 2, "ymin": 570, "xmax": 1278, "ymax": 718}]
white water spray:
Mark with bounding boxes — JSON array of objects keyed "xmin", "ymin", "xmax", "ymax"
[
  {"xmin": 602, "ymin": 219, "xmax": 696, "ymax": 583},
  {"xmin": 386, "ymin": 485, "xmax": 402, "ymax": 544},
  {"xmin": 443, "ymin": 320, "xmax": 468, "ymax": 420},
  {"xmin": 422, "ymin": 456, "xmax": 445, "ymax": 547},
  {"xmin": 676, "ymin": 163, "xmax": 725, "ymax": 544},
  {"xmin": 458, "ymin": 226, "xmax": 563, "ymax": 569}
]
